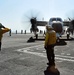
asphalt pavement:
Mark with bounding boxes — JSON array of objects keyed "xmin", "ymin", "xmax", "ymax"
[{"xmin": 0, "ymin": 33, "xmax": 74, "ymax": 75}]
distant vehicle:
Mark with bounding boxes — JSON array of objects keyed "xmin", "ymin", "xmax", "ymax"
[
  {"xmin": 48, "ymin": 17, "xmax": 64, "ymax": 40},
  {"xmin": 24, "ymin": 11, "xmax": 67, "ymax": 40},
  {"xmin": 26, "ymin": 17, "xmax": 64, "ymax": 40}
]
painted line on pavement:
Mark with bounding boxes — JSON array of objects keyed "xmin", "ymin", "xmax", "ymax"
[
  {"xmin": 16, "ymin": 44, "xmax": 74, "ymax": 62},
  {"xmin": 17, "ymin": 49, "xmax": 74, "ymax": 62},
  {"xmin": 17, "ymin": 44, "xmax": 44, "ymax": 51}
]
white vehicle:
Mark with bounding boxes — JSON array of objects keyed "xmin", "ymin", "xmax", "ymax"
[{"xmin": 48, "ymin": 17, "xmax": 64, "ymax": 40}]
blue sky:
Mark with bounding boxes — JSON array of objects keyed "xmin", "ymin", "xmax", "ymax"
[{"xmin": 0, "ymin": 0, "xmax": 74, "ymax": 32}]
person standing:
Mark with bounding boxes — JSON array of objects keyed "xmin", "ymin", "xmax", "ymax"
[
  {"xmin": 44, "ymin": 25, "xmax": 57, "ymax": 67},
  {"xmin": 9, "ymin": 29, "xmax": 11, "ymax": 36},
  {"xmin": 0, "ymin": 23, "xmax": 10, "ymax": 51}
]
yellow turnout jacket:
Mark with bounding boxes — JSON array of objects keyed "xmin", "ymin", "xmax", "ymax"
[
  {"xmin": 0, "ymin": 28, "xmax": 10, "ymax": 42},
  {"xmin": 44, "ymin": 30, "xmax": 57, "ymax": 47}
]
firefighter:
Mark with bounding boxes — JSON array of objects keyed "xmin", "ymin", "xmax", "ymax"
[
  {"xmin": 44, "ymin": 25, "xmax": 57, "ymax": 67},
  {"xmin": 0, "ymin": 23, "xmax": 10, "ymax": 51}
]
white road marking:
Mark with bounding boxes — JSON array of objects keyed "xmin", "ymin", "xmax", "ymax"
[
  {"xmin": 16, "ymin": 44, "xmax": 74, "ymax": 62},
  {"xmin": 43, "ymin": 51, "xmax": 46, "ymax": 52},
  {"xmin": 66, "ymin": 53, "xmax": 71, "ymax": 55},
  {"xmin": 56, "ymin": 60, "xmax": 63, "ymax": 62},
  {"xmin": 17, "ymin": 44, "xmax": 44, "ymax": 51},
  {"xmin": 55, "ymin": 55, "xmax": 74, "ymax": 59},
  {"xmin": 61, "ymin": 53, "xmax": 65, "ymax": 55},
  {"xmin": 17, "ymin": 49, "xmax": 74, "ymax": 62},
  {"xmin": 56, "ymin": 57, "xmax": 74, "ymax": 62}
]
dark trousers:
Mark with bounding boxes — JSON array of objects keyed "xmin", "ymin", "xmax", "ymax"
[
  {"xmin": 0, "ymin": 42, "xmax": 1, "ymax": 50},
  {"xmin": 46, "ymin": 45, "xmax": 55, "ymax": 66}
]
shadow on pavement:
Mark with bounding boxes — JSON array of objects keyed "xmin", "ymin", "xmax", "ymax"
[
  {"xmin": 56, "ymin": 40, "xmax": 67, "ymax": 46},
  {"xmin": 27, "ymin": 37, "xmax": 74, "ymax": 46},
  {"xmin": 27, "ymin": 37, "xmax": 35, "ymax": 43},
  {"xmin": 56, "ymin": 37, "xmax": 74, "ymax": 46}
]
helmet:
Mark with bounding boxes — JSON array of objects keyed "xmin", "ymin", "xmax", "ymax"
[{"xmin": 46, "ymin": 25, "xmax": 53, "ymax": 31}]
